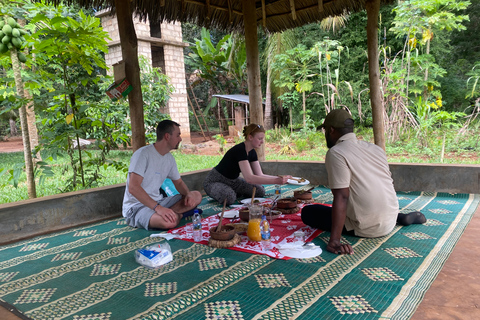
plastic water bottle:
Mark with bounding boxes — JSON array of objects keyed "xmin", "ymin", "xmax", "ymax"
[
  {"xmin": 260, "ymin": 215, "xmax": 272, "ymax": 251},
  {"xmin": 274, "ymin": 184, "xmax": 281, "ymax": 196},
  {"xmin": 192, "ymin": 209, "xmax": 202, "ymax": 242}
]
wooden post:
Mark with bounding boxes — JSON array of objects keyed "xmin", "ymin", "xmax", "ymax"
[
  {"xmin": 366, "ymin": 0, "xmax": 385, "ymax": 150},
  {"xmin": 243, "ymin": 0, "xmax": 265, "ymax": 160},
  {"xmin": 235, "ymin": 106, "xmax": 246, "ymax": 131},
  {"xmin": 115, "ymin": 0, "xmax": 146, "ymax": 152}
]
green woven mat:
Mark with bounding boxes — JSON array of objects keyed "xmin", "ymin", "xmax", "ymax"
[{"xmin": 0, "ymin": 184, "xmax": 478, "ymax": 320}]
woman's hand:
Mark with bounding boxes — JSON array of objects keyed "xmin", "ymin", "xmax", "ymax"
[{"xmin": 277, "ymin": 175, "xmax": 292, "ymax": 184}]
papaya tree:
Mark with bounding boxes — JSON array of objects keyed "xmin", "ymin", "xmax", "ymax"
[
  {"xmin": 28, "ymin": 5, "xmax": 110, "ymax": 190},
  {"xmin": 390, "ymin": 0, "xmax": 470, "ymax": 104},
  {"xmin": 0, "ymin": 14, "xmax": 36, "ymax": 198}
]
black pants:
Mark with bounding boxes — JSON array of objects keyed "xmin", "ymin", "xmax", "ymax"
[{"xmin": 301, "ymin": 204, "xmax": 355, "ymax": 236}]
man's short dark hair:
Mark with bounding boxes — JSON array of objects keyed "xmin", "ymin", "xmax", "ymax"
[{"xmin": 156, "ymin": 120, "xmax": 180, "ymax": 141}]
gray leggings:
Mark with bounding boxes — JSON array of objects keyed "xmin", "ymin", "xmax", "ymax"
[{"xmin": 203, "ymin": 168, "xmax": 265, "ymax": 205}]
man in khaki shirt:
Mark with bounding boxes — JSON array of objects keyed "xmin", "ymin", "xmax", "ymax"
[{"xmin": 302, "ymin": 108, "xmax": 426, "ymax": 255}]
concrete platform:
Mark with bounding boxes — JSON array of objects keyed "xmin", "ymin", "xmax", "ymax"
[{"xmin": 1, "ymin": 161, "xmax": 479, "ymax": 319}]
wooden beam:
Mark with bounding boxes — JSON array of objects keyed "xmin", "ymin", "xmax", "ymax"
[
  {"xmin": 243, "ymin": 0, "xmax": 265, "ymax": 160},
  {"xmin": 114, "ymin": 0, "xmax": 146, "ymax": 151},
  {"xmin": 107, "ymin": 36, "xmax": 189, "ymax": 48},
  {"xmin": 318, "ymin": 0, "xmax": 324, "ymax": 12},
  {"xmin": 261, "ymin": 0, "xmax": 266, "ymax": 28},
  {"xmin": 261, "ymin": 2, "xmax": 328, "ymax": 22},
  {"xmin": 183, "ymin": 0, "xmax": 243, "ymax": 16},
  {"xmin": 289, "ymin": 0, "xmax": 297, "ymax": 20},
  {"xmin": 206, "ymin": 0, "xmax": 211, "ymax": 21},
  {"xmin": 365, "ymin": 0, "xmax": 385, "ymax": 150},
  {"xmin": 228, "ymin": 0, "xmax": 233, "ymax": 24}
]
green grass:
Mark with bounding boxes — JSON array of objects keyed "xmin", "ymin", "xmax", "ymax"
[{"xmin": 1, "ymin": 126, "xmax": 479, "ymax": 204}]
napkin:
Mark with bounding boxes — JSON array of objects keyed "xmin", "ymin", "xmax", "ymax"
[
  {"xmin": 277, "ymin": 242, "xmax": 322, "ymax": 259},
  {"xmin": 150, "ymin": 233, "xmax": 179, "ymax": 240}
]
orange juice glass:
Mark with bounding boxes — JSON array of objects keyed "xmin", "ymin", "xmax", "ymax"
[
  {"xmin": 247, "ymin": 205, "xmax": 263, "ymax": 241},
  {"xmin": 247, "ymin": 218, "xmax": 262, "ymax": 241}
]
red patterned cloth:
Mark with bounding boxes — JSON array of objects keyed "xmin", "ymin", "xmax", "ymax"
[{"xmin": 169, "ymin": 203, "xmax": 330, "ymax": 260}]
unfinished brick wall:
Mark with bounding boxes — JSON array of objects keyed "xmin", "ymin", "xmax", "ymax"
[{"xmin": 97, "ymin": 11, "xmax": 191, "ymax": 142}]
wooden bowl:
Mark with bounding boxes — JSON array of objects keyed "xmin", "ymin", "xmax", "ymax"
[
  {"xmin": 239, "ymin": 209, "xmax": 250, "ymax": 222},
  {"xmin": 209, "ymin": 225, "xmax": 236, "ymax": 241},
  {"xmin": 276, "ymin": 197, "xmax": 297, "ymax": 209},
  {"xmin": 266, "ymin": 210, "xmax": 282, "ymax": 220},
  {"xmin": 293, "ymin": 190, "xmax": 313, "ymax": 200}
]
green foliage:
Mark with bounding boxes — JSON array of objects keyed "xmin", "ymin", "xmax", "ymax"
[
  {"xmin": 137, "ymin": 57, "xmax": 174, "ymax": 142},
  {"xmin": 294, "ymin": 139, "xmax": 308, "ymax": 153},
  {"xmin": 265, "ymin": 126, "xmax": 291, "ymax": 143},
  {"xmin": 185, "ymin": 27, "xmax": 247, "ymax": 128},
  {"xmin": 466, "ymin": 61, "xmax": 480, "ymax": 99},
  {"xmin": 389, "ymin": 0, "xmax": 470, "ymax": 102},
  {"xmin": 26, "ymin": 5, "xmax": 111, "ymax": 191},
  {"xmin": 410, "ymin": 96, "xmax": 466, "ymax": 147},
  {"xmin": 213, "ymin": 134, "xmax": 227, "ymax": 154},
  {"xmin": 272, "ymin": 38, "xmax": 353, "ymax": 128},
  {"xmin": 186, "ymin": 27, "xmax": 247, "ymax": 92}
]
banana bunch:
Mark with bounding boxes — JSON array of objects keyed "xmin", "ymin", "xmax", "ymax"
[{"xmin": 0, "ymin": 17, "xmax": 28, "ymax": 62}]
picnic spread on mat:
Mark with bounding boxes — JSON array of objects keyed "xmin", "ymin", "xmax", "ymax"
[
  {"xmin": 1, "ymin": 183, "xmax": 478, "ymax": 320},
  {"xmin": 166, "ymin": 195, "xmax": 326, "ymax": 260}
]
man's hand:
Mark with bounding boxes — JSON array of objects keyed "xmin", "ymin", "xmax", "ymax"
[
  {"xmin": 327, "ymin": 239, "xmax": 354, "ymax": 255},
  {"xmin": 183, "ymin": 191, "xmax": 197, "ymax": 207},
  {"xmin": 154, "ymin": 206, "xmax": 178, "ymax": 224}
]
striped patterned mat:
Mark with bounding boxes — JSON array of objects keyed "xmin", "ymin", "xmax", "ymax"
[{"xmin": 0, "ymin": 184, "xmax": 478, "ymax": 320}]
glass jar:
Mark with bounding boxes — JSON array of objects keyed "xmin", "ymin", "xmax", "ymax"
[{"xmin": 247, "ymin": 205, "xmax": 263, "ymax": 241}]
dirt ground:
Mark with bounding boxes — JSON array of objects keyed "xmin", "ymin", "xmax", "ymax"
[
  {"xmin": 0, "ymin": 133, "xmax": 227, "ymax": 156},
  {"xmin": 0, "ymin": 136, "xmax": 24, "ymax": 153},
  {"xmin": 1, "ymin": 133, "xmax": 478, "ymax": 162}
]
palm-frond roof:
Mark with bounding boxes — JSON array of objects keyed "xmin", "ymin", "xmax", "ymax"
[{"xmin": 55, "ymin": 0, "xmax": 396, "ymax": 33}]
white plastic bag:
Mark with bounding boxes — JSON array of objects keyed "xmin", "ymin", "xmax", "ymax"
[{"xmin": 135, "ymin": 242, "xmax": 173, "ymax": 269}]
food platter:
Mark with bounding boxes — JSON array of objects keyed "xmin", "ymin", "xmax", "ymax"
[
  {"xmin": 240, "ymin": 198, "xmax": 271, "ymax": 204},
  {"xmin": 218, "ymin": 209, "xmax": 239, "ymax": 219},
  {"xmin": 287, "ymin": 177, "xmax": 310, "ymax": 185}
]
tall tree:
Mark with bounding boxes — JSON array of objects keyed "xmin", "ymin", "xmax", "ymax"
[{"xmin": 262, "ymin": 30, "xmax": 297, "ymax": 130}]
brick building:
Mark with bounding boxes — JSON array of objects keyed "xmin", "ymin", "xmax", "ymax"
[{"xmin": 96, "ymin": 10, "xmax": 191, "ymax": 142}]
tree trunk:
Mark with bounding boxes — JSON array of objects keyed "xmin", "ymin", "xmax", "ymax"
[
  {"xmin": 264, "ymin": 59, "xmax": 273, "ymax": 130},
  {"xmin": 115, "ymin": 0, "xmax": 146, "ymax": 152},
  {"xmin": 366, "ymin": 0, "xmax": 385, "ymax": 150},
  {"xmin": 302, "ymin": 90, "xmax": 306, "ymax": 128},
  {"xmin": 11, "ymin": 47, "xmax": 36, "ymax": 199},
  {"xmin": 243, "ymin": 0, "xmax": 265, "ymax": 160},
  {"xmin": 18, "ymin": 19, "xmax": 39, "ymax": 151},
  {"xmin": 9, "ymin": 119, "xmax": 17, "ymax": 136},
  {"xmin": 423, "ymin": 37, "xmax": 431, "ymax": 99}
]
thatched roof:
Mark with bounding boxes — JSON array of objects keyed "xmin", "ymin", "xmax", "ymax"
[{"xmin": 65, "ymin": 0, "xmax": 396, "ymax": 34}]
